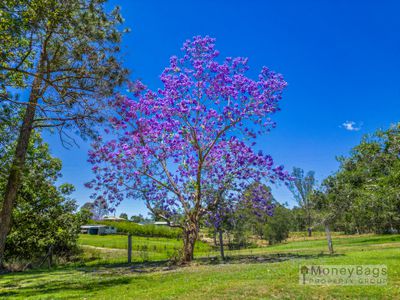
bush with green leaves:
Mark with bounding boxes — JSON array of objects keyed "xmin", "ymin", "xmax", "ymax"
[
  {"xmin": 262, "ymin": 204, "xmax": 291, "ymax": 244},
  {"xmin": 5, "ymin": 184, "xmax": 89, "ymax": 262}
]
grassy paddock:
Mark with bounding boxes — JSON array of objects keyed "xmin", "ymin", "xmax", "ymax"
[
  {"xmin": 288, "ymin": 231, "xmax": 345, "ymax": 241},
  {"xmin": 77, "ymin": 234, "xmax": 211, "ymax": 264},
  {"xmin": 79, "ymin": 233, "xmax": 400, "ymax": 265},
  {"xmin": 1, "ymin": 234, "xmax": 399, "ymax": 299}
]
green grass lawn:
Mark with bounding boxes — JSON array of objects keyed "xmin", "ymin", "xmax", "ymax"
[
  {"xmin": 1, "ymin": 234, "xmax": 400, "ymax": 299},
  {"xmin": 78, "ymin": 233, "xmax": 400, "ymax": 265},
  {"xmin": 78, "ymin": 234, "xmax": 212, "ymax": 263}
]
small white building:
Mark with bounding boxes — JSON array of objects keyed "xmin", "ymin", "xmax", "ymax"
[{"xmin": 80, "ymin": 225, "xmax": 117, "ymax": 235}]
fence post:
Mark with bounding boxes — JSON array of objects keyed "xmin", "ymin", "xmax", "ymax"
[
  {"xmin": 48, "ymin": 245, "xmax": 53, "ymax": 268},
  {"xmin": 128, "ymin": 234, "xmax": 132, "ymax": 263}
]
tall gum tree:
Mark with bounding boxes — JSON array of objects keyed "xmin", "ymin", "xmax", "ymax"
[
  {"xmin": 289, "ymin": 167, "xmax": 316, "ymax": 236},
  {"xmin": 87, "ymin": 36, "xmax": 289, "ymax": 262},
  {"xmin": 0, "ymin": 0, "xmax": 128, "ymax": 267}
]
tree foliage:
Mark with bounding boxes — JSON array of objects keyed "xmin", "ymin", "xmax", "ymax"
[
  {"xmin": 289, "ymin": 167, "xmax": 316, "ymax": 236},
  {"xmin": 87, "ymin": 36, "xmax": 289, "ymax": 261},
  {"xmin": 1, "ymin": 0, "xmax": 128, "ymax": 138},
  {"xmin": 317, "ymin": 124, "xmax": 400, "ymax": 234},
  {"xmin": 0, "ymin": 0, "xmax": 128, "ymax": 266},
  {"xmin": 262, "ymin": 203, "xmax": 291, "ymax": 244},
  {"xmin": 0, "ymin": 106, "xmax": 87, "ymax": 263},
  {"xmin": 119, "ymin": 213, "xmax": 128, "ymax": 220}
]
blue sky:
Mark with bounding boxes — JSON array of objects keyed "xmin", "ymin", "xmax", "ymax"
[{"xmin": 45, "ymin": 0, "xmax": 400, "ymax": 217}]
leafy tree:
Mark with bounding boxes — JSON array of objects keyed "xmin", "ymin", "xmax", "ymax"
[
  {"xmin": 310, "ymin": 186, "xmax": 341, "ymax": 254},
  {"xmin": 119, "ymin": 213, "xmax": 128, "ymax": 220},
  {"xmin": 319, "ymin": 124, "xmax": 400, "ymax": 234},
  {"xmin": 80, "ymin": 202, "xmax": 94, "ymax": 214},
  {"xmin": 289, "ymin": 167, "xmax": 316, "ymax": 236},
  {"xmin": 79, "ymin": 200, "xmax": 109, "ymax": 220},
  {"xmin": 224, "ymin": 184, "xmax": 286, "ymax": 248},
  {"xmin": 0, "ymin": 0, "xmax": 128, "ymax": 266},
  {"xmin": 87, "ymin": 36, "xmax": 289, "ymax": 262},
  {"xmin": 309, "ymin": 123, "xmax": 400, "ymax": 253},
  {"xmin": 290, "ymin": 207, "xmax": 307, "ymax": 232},
  {"xmin": 91, "ymin": 197, "xmax": 108, "ymax": 220},
  {"xmin": 233, "ymin": 183, "xmax": 275, "ymax": 240},
  {"xmin": 205, "ymin": 192, "xmax": 235, "ymax": 260},
  {"xmin": 263, "ymin": 202, "xmax": 291, "ymax": 245},
  {"xmin": 0, "ymin": 111, "xmax": 87, "ymax": 265},
  {"xmin": 130, "ymin": 214, "xmax": 146, "ymax": 223},
  {"xmin": 203, "ymin": 184, "xmax": 275, "ymax": 259},
  {"xmin": 6, "ymin": 183, "xmax": 88, "ymax": 264}
]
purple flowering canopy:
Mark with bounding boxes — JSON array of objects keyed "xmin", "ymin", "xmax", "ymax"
[{"xmin": 87, "ymin": 36, "xmax": 289, "ymax": 261}]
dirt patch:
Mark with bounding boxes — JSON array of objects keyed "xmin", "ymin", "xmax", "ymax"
[{"xmin": 80, "ymin": 245, "xmax": 126, "ymax": 252}]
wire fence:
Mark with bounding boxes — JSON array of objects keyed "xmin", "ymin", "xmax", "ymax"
[{"xmin": 78, "ymin": 234, "xmax": 263, "ymax": 266}]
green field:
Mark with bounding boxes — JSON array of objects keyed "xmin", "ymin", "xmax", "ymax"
[
  {"xmin": 1, "ymin": 234, "xmax": 400, "ymax": 299},
  {"xmin": 78, "ymin": 234, "xmax": 211, "ymax": 263}
]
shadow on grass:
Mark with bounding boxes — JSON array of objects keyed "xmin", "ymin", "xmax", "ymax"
[
  {"xmin": 0, "ymin": 275, "xmax": 132, "ymax": 298},
  {"xmin": 72, "ymin": 252, "xmax": 344, "ymax": 275},
  {"xmin": 0, "ymin": 260, "xmax": 177, "ymax": 298},
  {"xmin": 76, "ymin": 259, "xmax": 171, "ymax": 271},
  {"xmin": 0, "ymin": 252, "xmax": 345, "ymax": 298},
  {"xmin": 195, "ymin": 252, "xmax": 344, "ymax": 266}
]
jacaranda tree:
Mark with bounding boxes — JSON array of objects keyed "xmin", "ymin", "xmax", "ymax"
[{"xmin": 87, "ymin": 36, "xmax": 289, "ymax": 262}]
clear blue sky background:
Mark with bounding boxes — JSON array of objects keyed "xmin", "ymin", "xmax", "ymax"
[{"xmin": 44, "ymin": 0, "xmax": 400, "ymax": 217}]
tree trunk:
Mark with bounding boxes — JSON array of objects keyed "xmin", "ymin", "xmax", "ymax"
[
  {"xmin": 307, "ymin": 207, "xmax": 312, "ymax": 237},
  {"xmin": 127, "ymin": 234, "xmax": 132, "ymax": 263},
  {"xmin": 218, "ymin": 229, "xmax": 225, "ymax": 260},
  {"xmin": 307, "ymin": 227, "xmax": 312, "ymax": 237},
  {"xmin": 182, "ymin": 220, "xmax": 198, "ymax": 263},
  {"xmin": 0, "ymin": 71, "xmax": 42, "ymax": 268},
  {"xmin": 213, "ymin": 230, "xmax": 218, "ymax": 247},
  {"xmin": 325, "ymin": 223, "xmax": 334, "ymax": 254}
]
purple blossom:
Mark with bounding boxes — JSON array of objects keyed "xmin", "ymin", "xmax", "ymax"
[{"xmin": 86, "ymin": 36, "xmax": 289, "ymax": 230}]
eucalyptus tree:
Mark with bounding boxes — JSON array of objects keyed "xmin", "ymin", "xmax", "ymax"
[
  {"xmin": 289, "ymin": 167, "xmax": 316, "ymax": 236},
  {"xmin": 0, "ymin": 0, "xmax": 128, "ymax": 266}
]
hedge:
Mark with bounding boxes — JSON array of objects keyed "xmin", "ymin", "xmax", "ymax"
[{"xmin": 92, "ymin": 220, "xmax": 182, "ymax": 238}]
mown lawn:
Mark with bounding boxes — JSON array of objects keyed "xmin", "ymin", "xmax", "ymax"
[{"xmin": 1, "ymin": 234, "xmax": 399, "ymax": 299}]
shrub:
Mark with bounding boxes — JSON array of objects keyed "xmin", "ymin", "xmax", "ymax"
[
  {"xmin": 5, "ymin": 184, "xmax": 88, "ymax": 265},
  {"xmin": 263, "ymin": 204, "xmax": 291, "ymax": 244}
]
